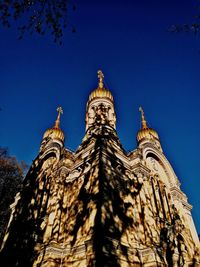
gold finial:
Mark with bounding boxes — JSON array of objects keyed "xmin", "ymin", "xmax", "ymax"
[
  {"xmin": 54, "ymin": 106, "xmax": 63, "ymax": 128},
  {"xmin": 139, "ymin": 106, "xmax": 148, "ymax": 129},
  {"xmin": 97, "ymin": 70, "xmax": 104, "ymax": 89}
]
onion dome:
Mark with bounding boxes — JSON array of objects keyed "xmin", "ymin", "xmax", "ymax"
[
  {"xmin": 87, "ymin": 70, "xmax": 114, "ymax": 103},
  {"xmin": 43, "ymin": 107, "xmax": 65, "ymax": 142},
  {"xmin": 137, "ymin": 107, "xmax": 159, "ymax": 142}
]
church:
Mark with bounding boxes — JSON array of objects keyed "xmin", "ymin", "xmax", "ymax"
[{"xmin": 0, "ymin": 71, "xmax": 199, "ymax": 266}]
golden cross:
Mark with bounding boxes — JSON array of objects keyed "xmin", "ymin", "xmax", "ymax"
[
  {"xmin": 55, "ymin": 106, "xmax": 63, "ymax": 128},
  {"xmin": 57, "ymin": 106, "xmax": 63, "ymax": 115},
  {"xmin": 97, "ymin": 70, "xmax": 104, "ymax": 89},
  {"xmin": 139, "ymin": 106, "xmax": 147, "ymax": 129},
  {"xmin": 139, "ymin": 106, "xmax": 144, "ymax": 117}
]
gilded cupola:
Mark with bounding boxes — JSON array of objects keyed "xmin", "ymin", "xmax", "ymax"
[
  {"xmin": 137, "ymin": 107, "xmax": 159, "ymax": 143},
  {"xmin": 43, "ymin": 107, "xmax": 65, "ymax": 142},
  {"xmin": 85, "ymin": 70, "xmax": 116, "ymax": 131},
  {"xmin": 87, "ymin": 70, "xmax": 114, "ymax": 105}
]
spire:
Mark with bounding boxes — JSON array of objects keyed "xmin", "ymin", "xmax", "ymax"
[
  {"xmin": 137, "ymin": 107, "xmax": 160, "ymax": 146},
  {"xmin": 97, "ymin": 70, "xmax": 104, "ymax": 89},
  {"xmin": 86, "ymin": 71, "xmax": 116, "ymax": 131},
  {"xmin": 54, "ymin": 107, "xmax": 63, "ymax": 129},
  {"xmin": 42, "ymin": 106, "xmax": 64, "ymax": 143},
  {"xmin": 139, "ymin": 106, "xmax": 148, "ymax": 129}
]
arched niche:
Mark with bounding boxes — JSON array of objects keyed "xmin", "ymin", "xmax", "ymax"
[{"xmin": 143, "ymin": 147, "xmax": 180, "ymax": 188}]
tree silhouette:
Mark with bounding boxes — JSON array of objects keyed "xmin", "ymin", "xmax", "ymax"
[
  {"xmin": 169, "ymin": 2, "xmax": 200, "ymax": 36},
  {"xmin": 0, "ymin": 0, "xmax": 76, "ymax": 44},
  {"xmin": 0, "ymin": 147, "xmax": 27, "ymax": 244}
]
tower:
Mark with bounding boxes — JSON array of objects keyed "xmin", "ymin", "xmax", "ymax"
[{"xmin": 0, "ymin": 71, "xmax": 199, "ymax": 267}]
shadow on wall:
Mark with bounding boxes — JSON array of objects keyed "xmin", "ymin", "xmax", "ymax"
[{"xmin": 0, "ymin": 123, "xmax": 198, "ymax": 266}]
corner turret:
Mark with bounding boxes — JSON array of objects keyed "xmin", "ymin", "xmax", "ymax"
[
  {"xmin": 40, "ymin": 107, "xmax": 65, "ymax": 159},
  {"xmin": 137, "ymin": 107, "xmax": 162, "ymax": 151}
]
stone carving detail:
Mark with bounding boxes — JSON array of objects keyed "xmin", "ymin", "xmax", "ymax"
[
  {"xmin": 86, "ymin": 102, "xmax": 116, "ymax": 130},
  {"xmin": 94, "ymin": 104, "xmax": 108, "ymax": 125}
]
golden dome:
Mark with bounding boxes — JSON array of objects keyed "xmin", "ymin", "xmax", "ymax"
[
  {"xmin": 43, "ymin": 127, "xmax": 65, "ymax": 141},
  {"xmin": 88, "ymin": 87, "xmax": 114, "ymax": 102},
  {"xmin": 88, "ymin": 70, "xmax": 114, "ymax": 104},
  {"xmin": 43, "ymin": 107, "xmax": 65, "ymax": 142},
  {"xmin": 137, "ymin": 127, "xmax": 159, "ymax": 142},
  {"xmin": 137, "ymin": 107, "xmax": 159, "ymax": 143}
]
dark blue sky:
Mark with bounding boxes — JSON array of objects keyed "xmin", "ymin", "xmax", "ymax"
[{"xmin": 0, "ymin": 0, "xmax": 200, "ymax": 233}]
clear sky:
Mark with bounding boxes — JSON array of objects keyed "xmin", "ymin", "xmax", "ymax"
[{"xmin": 0, "ymin": 0, "xmax": 200, "ymax": 234}]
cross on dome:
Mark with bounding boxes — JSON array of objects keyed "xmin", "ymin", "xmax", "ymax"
[
  {"xmin": 55, "ymin": 106, "xmax": 63, "ymax": 128},
  {"xmin": 97, "ymin": 70, "xmax": 104, "ymax": 89},
  {"xmin": 139, "ymin": 106, "xmax": 148, "ymax": 129}
]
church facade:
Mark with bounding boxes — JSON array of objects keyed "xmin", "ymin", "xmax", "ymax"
[{"xmin": 0, "ymin": 71, "xmax": 199, "ymax": 266}]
